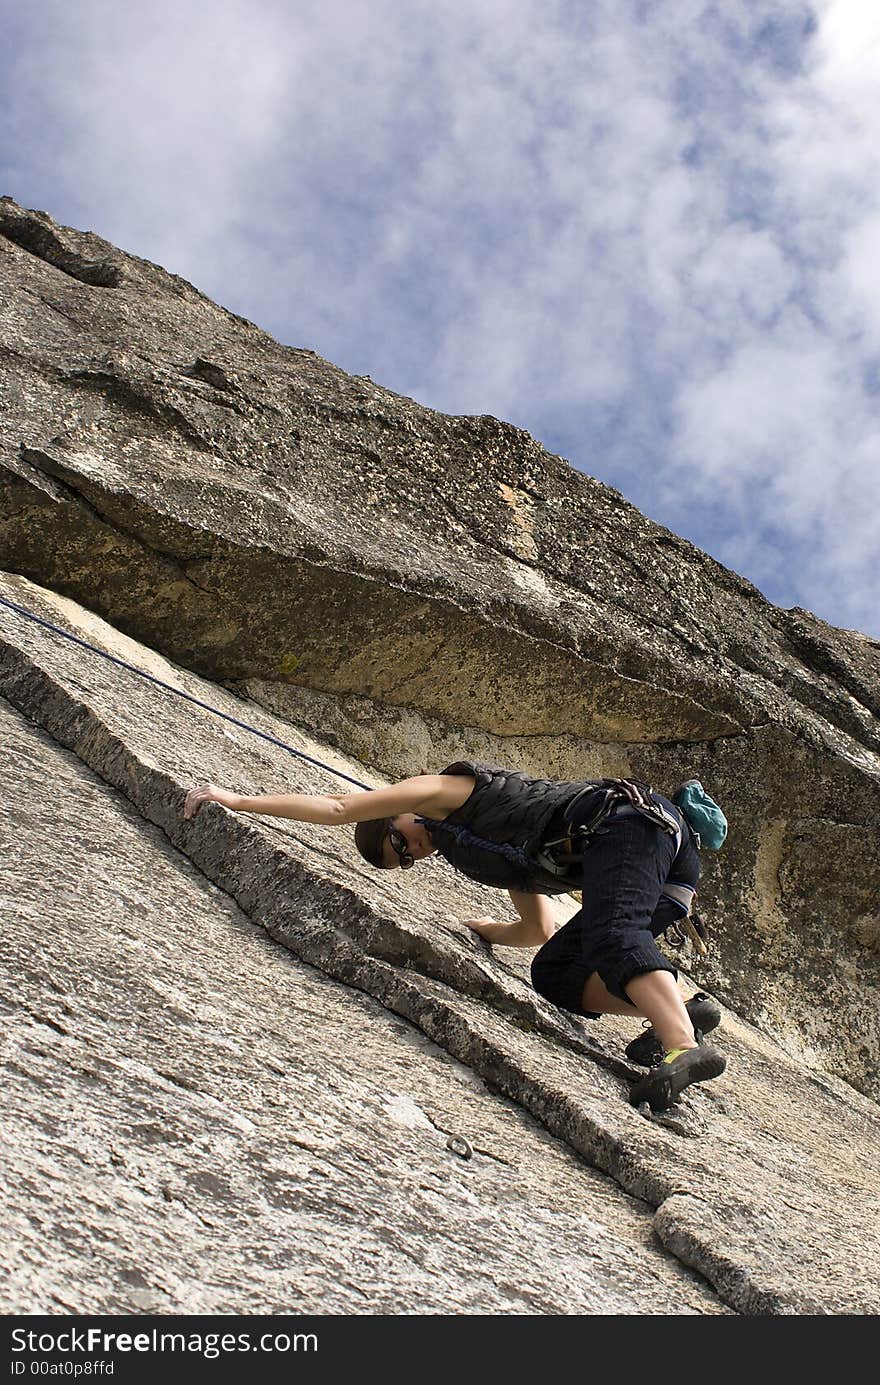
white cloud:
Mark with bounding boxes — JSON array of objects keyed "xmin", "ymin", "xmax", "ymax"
[
  {"xmin": 660, "ymin": 0, "xmax": 880, "ymax": 627},
  {"xmin": 3, "ymin": 0, "xmax": 880, "ymax": 635}
]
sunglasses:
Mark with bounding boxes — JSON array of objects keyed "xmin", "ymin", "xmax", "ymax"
[{"xmin": 387, "ymin": 825, "xmax": 414, "ymax": 869}]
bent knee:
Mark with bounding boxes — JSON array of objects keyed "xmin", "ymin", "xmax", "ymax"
[{"xmin": 530, "ymin": 952, "xmax": 554, "ymax": 1000}]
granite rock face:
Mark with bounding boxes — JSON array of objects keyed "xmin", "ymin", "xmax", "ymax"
[
  {"xmin": 1, "ymin": 198, "xmax": 879, "ymax": 1312},
  {"xmin": 2, "ymin": 693, "xmax": 729, "ymax": 1316},
  {"xmin": 2, "ymin": 197, "xmax": 878, "ymax": 1098},
  {"xmin": 2, "ymin": 573, "xmax": 880, "ymax": 1315}
]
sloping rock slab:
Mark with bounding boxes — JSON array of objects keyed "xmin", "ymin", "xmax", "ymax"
[
  {"xmin": 2, "ymin": 572, "xmax": 879, "ymax": 1314},
  {"xmin": 2, "ymin": 701, "xmax": 731, "ymax": 1315},
  {"xmin": 2, "ymin": 197, "xmax": 880, "ymax": 1103}
]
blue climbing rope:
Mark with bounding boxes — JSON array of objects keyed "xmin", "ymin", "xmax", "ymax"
[{"xmin": 0, "ymin": 592, "xmax": 372, "ymax": 791}]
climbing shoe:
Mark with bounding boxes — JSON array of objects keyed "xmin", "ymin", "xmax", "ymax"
[
  {"xmin": 625, "ymin": 992, "xmax": 721, "ymax": 1067},
  {"xmin": 628, "ymin": 1042, "xmax": 726, "ymax": 1112}
]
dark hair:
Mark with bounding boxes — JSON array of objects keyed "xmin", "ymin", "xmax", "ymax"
[{"xmin": 354, "ymin": 816, "xmax": 394, "ymax": 868}]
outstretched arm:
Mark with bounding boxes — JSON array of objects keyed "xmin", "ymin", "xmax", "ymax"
[
  {"xmin": 183, "ymin": 775, "xmax": 460, "ymax": 824},
  {"xmin": 462, "ymin": 889, "xmax": 557, "ymax": 947},
  {"xmin": 184, "ymin": 782, "xmax": 348, "ymax": 823}
]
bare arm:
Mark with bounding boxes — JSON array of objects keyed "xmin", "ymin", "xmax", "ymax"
[
  {"xmin": 183, "ymin": 775, "xmax": 473, "ymax": 823},
  {"xmin": 184, "ymin": 781, "xmax": 342, "ymax": 823},
  {"xmin": 461, "ymin": 889, "xmax": 557, "ymax": 947}
]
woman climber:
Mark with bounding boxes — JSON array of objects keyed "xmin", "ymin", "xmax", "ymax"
[{"xmin": 183, "ymin": 760, "xmax": 726, "ymax": 1111}]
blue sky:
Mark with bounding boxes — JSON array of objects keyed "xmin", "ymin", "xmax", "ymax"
[{"xmin": 3, "ymin": 0, "xmax": 879, "ymax": 638}]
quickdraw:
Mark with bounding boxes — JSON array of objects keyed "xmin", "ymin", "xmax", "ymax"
[{"xmin": 663, "ymin": 910, "xmax": 710, "ymax": 958}]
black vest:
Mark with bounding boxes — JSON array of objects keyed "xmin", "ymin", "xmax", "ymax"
[{"xmin": 420, "ymin": 761, "xmax": 600, "ymax": 894}]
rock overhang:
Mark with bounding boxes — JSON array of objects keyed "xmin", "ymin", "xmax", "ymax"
[{"xmin": 1, "ymin": 194, "xmax": 879, "ymax": 1101}]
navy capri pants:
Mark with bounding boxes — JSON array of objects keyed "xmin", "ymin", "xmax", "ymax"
[{"xmin": 530, "ymin": 791, "xmax": 700, "ymax": 1017}]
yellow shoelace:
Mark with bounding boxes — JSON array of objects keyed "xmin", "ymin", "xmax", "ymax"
[{"xmin": 662, "ymin": 1047, "xmax": 688, "ymax": 1064}]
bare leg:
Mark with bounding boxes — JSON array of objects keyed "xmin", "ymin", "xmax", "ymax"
[
  {"xmin": 582, "ymin": 971, "xmax": 647, "ymax": 1016},
  {"xmin": 624, "ymin": 970, "xmax": 697, "ymax": 1052},
  {"xmin": 581, "ymin": 970, "xmax": 697, "ymax": 1051}
]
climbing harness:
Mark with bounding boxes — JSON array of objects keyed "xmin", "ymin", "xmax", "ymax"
[
  {"xmin": 565, "ymin": 778, "xmax": 682, "ymax": 843},
  {"xmin": 0, "ymin": 592, "xmax": 372, "ymax": 790},
  {"xmin": 534, "ymin": 778, "xmax": 682, "ymax": 877},
  {"xmin": 532, "ymin": 777, "xmax": 713, "ymax": 955}
]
